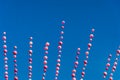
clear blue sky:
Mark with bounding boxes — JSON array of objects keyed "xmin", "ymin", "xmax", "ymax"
[{"xmin": 0, "ymin": 0, "xmax": 120, "ymax": 80}]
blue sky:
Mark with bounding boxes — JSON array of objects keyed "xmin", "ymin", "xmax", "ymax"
[{"xmin": 0, "ymin": 0, "xmax": 120, "ymax": 80}]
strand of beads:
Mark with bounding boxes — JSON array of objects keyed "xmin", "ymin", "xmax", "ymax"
[
  {"xmin": 80, "ymin": 28, "xmax": 95, "ymax": 80},
  {"xmin": 42, "ymin": 42, "xmax": 50, "ymax": 80},
  {"xmin": 109, "ymin": 48, "xmax": 120, "ymax": 80},
  {"xmin": 54, "ymin": 20, "xmax": 65, "ymax": 80},
  {"xmin": 28, "ymin": 37, "xmax": 33, "ymax": 80},
  {"xmin": 71, "ymin": 48, "xmax": 81, "ymax": 80},
  {"xmin": 103, "ymin": 54, "xmax": 112, "ymax": 79},
  {"xmin": 13, "ymin": 46, "xmax": 18, "ymax": 80},
  {"xmin": 3, "ymin": 32, "xmax": 9, "ymax": 80}
]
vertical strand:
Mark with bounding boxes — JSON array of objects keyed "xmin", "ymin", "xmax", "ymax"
[
  {"xmin": 28, "ymin": 37, "xmax": 33, "ymax": 80},
  {"xmin": 108, "ymin": 48, "xmax": 120, "ymax": 80},
  {"xmin": 42, "ymin": 42, "xmax": 50, "ymax": 80},
  {"xmin": 54, "ymin": 20, "xmax": 65, "ymax": 80},
  {"xmin": 103, "ymin": 54, "xmax": 112, "ymax": 79},
  {"xmin": 13, "ymin": 46, "xmax": 18, "ymax": 80},
  {"xmin": 3, "ymin": 32, "xmax": 9, "ymax": 80},
  {"xmin": 71, "ymin": 48, "xmax": 81, "ymax": 80},
  {"xmin": 80, "ymin": 28, "xmax": 95, "ymax": 80}
]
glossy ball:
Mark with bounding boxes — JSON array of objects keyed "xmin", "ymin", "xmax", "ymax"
[
  {"xmin": 106, "ymin": 63, "xmax": 110, "ymax": 67},
  {"xmin": 92, "ymin": 28, "xmax": 95, "ymax": 32},
  {"xmin": 103, "ymin": 71, "xmax": 107, "ymax": 76},
  {"xmin": 29, "ymin": 37, "xmax": 33, "ymax": 40},
  {"xmin": 62, "ymin": 20, "xmax": 65, "ymax": 24},
  {"xmin": 3, "ymin": 36, "xmax": 6, "ymax": 40},
  {"xmin": 85, "ymin": 51, "xmax": 89, "ymax": 55},
  {"xmin": 3, "ymin": 32, "xmax": 6, "ymax": 35},
  {"xmin": 45, "ymin": 42, "xmax": 50, "ymax": 46},
  {"xmin": 44, "ymin": 46, "xmax": 48, "ymax": 50},
  {"xmin": 90, "ymin": 34, "xmax": 94, "ymax": 38},
  {"xmin": 29, "ymin": 41, "xmax": 33, "ymax": 45},
  {"xmin": 109, "ymin": 77, "xmax": 113, "ymax": 80}
]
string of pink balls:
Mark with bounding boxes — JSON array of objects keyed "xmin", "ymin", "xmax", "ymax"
[{"xmin": 2, "ymin": 20, "xmax": 120, "ymax": 80}]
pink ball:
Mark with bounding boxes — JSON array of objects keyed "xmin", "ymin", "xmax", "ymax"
[
  {"xmin": 14, "ymin": 46, "xmax": 17, "ymax": 49},
  {"xmin": 13, "ymin": 51, "xmax": 17, "ymax": 55},
  {"xmin": 29, "ymin": 65, "xmax": 32, "ymax": 69},
  {"xmin": 5, "ymin": 67, "xmax": 8, "ymax": 70},
  {"xmin": 58, "ymin": 45, "xmax": 62, "ymax": 49},
  {"xmin": 14, "ymin": 64, "xmax": 17, "ymax": 67},
  {"xmin": 5, "ymin": 75, "xmax": 8, "ymax": 78},
  {"xmin": 5, "ymin": 64, "xmax": 8, "ymax": 68},
  {"xmin": 72, "ymin": 69, "xmax": 76, "ymax": 73},
  {"xmin": 74, "ymin": 61, "xmax": 79, "ymax": 65},
  {"xmin": 77, "ymin": 48, "xmax": 81, "ymax": 51},
  {"xmin": 13, "ymin": 55, "xmax": 17, "ymax": 58},
  {"xmin": 57, "ymin": 59, "xmax": 61, "ymax": 63},
  {"xmin": 29, "ymin": 58, "xmax": 32, "ymax": 63},
  {"xmin": 59, "ymin": 41, "xmax": 63, "ymax": 45},
  {"xmin": 88, "ymin": 43, "xmax": 92, "ymax": 47},
  {"xmin": 81, "ymin": 71, "xmax": 85, "ymax": 75},
  {"xmin": 44, "ymin": 46, "xmax": 48, "ymax": 50},
  {"xmin": 84, "ymin": 60, "xmax": 87, "ymax": 64},
  {"xmin": 29, "ymin": 50, "xmax": 33, "ymax": 54},
  {"xmin": 56, "ymin": 67, "xmax": 60, "ymax": 70},
  {"xmin": 56, "ymin": 70, "xmax": 59, "ymax": 74},
  {"xmin": 4, "ymin": 71, "xmax": 8, "ymax": 75},
  {"xmin": 116, "ymin": 49, "xmax": 120, "ymax": 54},
  {"xmin": 72, "ymin": 77, "xmax": 76, "ymax": 80},
  {"xmin": 29, "ymin": 37, "xmax": 33, "ymax": 40},
  {"xmin": 61, "ymin": 20, "xmax": 65, "ymax": 24},
  {"xmin": 85, "ymin": 51, "xmax": 89, "ymax": 55},
  {"xmin": 106, "ymin": 63, "xmax": 110, "ymax": 67},
  {"xmin": 57, "ymin": 63, "xmax": 60, "ymax": 67},
  {"xmin": 44, "ymin": 56, "xmax": 48, "ymax": 60},
  {"xmin": 45, "ymin": 42, "xmax": 50, "ymax": 46},
  {"xmin": 90, "ymin": 34, "xmax": 94, "ymax": 39},
  {"xmin": 45, "ymin": 51, "xmax": 48, "ymax": 54},
  {"xmin": 109, "ymin": 77, "xmax": 113, "ymax": 80},
  {"xmin": 4, "ymin": 49, "xmax": 8, "ymax": 53},
  {"xmin": 29, "ymin": 41, "xmax": 33, "ymax": 45},
  {"xmin": 3, "ymin": 32, "xmax": 6, "ymax": 35},
  {"xmin": 91, "ymin": 28, "xmax": 95, "ymax": 32},
  {"xmin": 103, "ymin": 71, "xmax": 107, "ymax": 76},
  {"xmin": 44, "ymin": 65, "xmax": 48, "ymax": 69},
  {"xmin": 14, "ymin": 76, "xmax": 18, "ymax": 80},
  {"xmin": 88, "ymin": 47, "xmax": 91, "ymax": 50},
  {"xmin": 112, "ymin": 66, "xmax": 116, "ymax": 70},
  {"xmin": 14, "ymin": 60, "xmax": 17, "ymax": 63},
  {"xmin": 44, "ymin": 69, "xmax": 47, "ymax": 72},
  {"xmin": 4, "ymin": 57, "xmax": 8, "ymax": 61},
  {"xmin": 14, "ymin": 68, "xmax": 18, "ymax": 72},
  {"xmin": 44, "ymin": 60, "xmax": 47, "ymax": 65},
  {"xmin": 61, "ymin": 26, "xmax": 64, "ymax": 29},
  {"xmin": 29, "ymin": 72, "xmax": 32, "ymax": 76},
  {"xmin": 114, "ymin": 62, "xmax": 117, "ymax": 66},
  {"xmin": 3, "ymin": 36, "xmax": 6, "ymax": 40},
  {"xmin": 106, "ymin": 67, "xmax": 109, "ymax": 70},
  {"xmin": 71, "ymin": 73, "xmax": 75, "ymax": 77},
  {"xmin": 60, "ymin": 31, "xmax": 64, "ymax": 35},
  {"xmin": 3, "ymin": 45, "xmax": 7, "ymax": 48}
]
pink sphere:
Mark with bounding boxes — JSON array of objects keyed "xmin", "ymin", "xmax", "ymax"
[
  {"xmin": 45, "ymin": 42, "xmax": 50, "ymax": 46},
  {"xmin": 62, "ymin": 20, "xmax": 65, "ymax": 24},
  {"xmin": 3, "ymin": 36, "xmax": 6, "ymax": 40}
]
